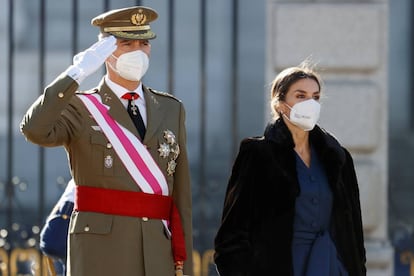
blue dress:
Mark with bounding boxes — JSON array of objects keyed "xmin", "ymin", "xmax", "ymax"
[{"xmin": 292, "ymin": 147, "xmax": 348, "ymax": 276}]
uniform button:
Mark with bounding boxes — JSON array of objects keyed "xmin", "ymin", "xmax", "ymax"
[
  {"xmin": 142, "ymin": 217, "xmax": 148, "ymax": 222},
  {"xmin": 58, "ymin": 92, "xmax": 64, "ymax": 98},
  {"xmin": 84, "ymin": 226, "xmax": 90, "ymax": 232},
  {"xmin": 106, "ymin": 143, "xmax": 112, "ymax": 149}
]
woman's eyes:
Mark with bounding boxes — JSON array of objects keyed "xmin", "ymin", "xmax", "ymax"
[{"xmin": 295, "ymin": 95, "xmax": 320, "ymax": 100}]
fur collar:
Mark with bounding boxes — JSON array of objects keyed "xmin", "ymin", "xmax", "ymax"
[{"xmin": 264, "ymin": 118, "xmax": 346, "ymax": 169}]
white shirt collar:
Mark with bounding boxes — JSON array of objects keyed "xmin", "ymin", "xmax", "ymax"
[{"xmin": 104, "ymin": 75, "xmax": 144, "ymax": 101}]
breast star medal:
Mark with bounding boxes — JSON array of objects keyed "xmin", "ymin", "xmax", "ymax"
[
  {"xmin": 158, "ymin": 142, "xmax": 171, "ymax": 158},
  {"xmin": 158, "ymin": 130, "xmax": 180, "ymax": 176},
  {"xmin": 164, "ymin": 130, "xmax": 176, "ymax": 144}
]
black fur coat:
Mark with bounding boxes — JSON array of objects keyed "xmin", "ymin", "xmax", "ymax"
[{"xmin": 214, "ymin": 119, "xmax": 366, "ymax": 276}]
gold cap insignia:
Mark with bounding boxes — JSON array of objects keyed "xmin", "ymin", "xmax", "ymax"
[{"xmin": 131, "ymin": 9, "xmax": 147, "ymax": 25}]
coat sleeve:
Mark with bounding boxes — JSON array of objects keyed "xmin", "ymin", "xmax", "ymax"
[
  {"xmin": 20, "ymin": 73, "xmax": 81, "ymax": 147},
  {"xmin": 214, "ymin": 140, "xmax": 256, "ymax": 276},
  {"xmin": 342, "ymin": 148, "xmax": 367, "ymax": 275}
]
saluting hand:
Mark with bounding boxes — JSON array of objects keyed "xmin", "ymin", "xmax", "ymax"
[{"xmin": 65, "ymin": 36, "xmax": 117, "ymax": 84}]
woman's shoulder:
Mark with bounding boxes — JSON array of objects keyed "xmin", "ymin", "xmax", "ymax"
[
  {"xmin": 235, "ymin": 136, "xmax": 278, "ymax": 163},
  {"xmin": 239, "ymin": 136, "xmax": 271, "ymax": 150}
]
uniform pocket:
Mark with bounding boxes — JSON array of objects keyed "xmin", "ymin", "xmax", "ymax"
[
  {"xmin": 69, "ymin": 211, "xmax": 113, "ymax": 235},
  {"xmin": 90, "ymin": 134, "xmax": 126, "ymax": 176},
  {"xmin": 90, "ymin": 134, "xmax": 109, "ymax": 176}
]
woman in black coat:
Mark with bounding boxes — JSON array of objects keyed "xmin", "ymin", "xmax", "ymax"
[{"xmin": 214, "ymin": 63, "xmax": 366, "ymax": 276}]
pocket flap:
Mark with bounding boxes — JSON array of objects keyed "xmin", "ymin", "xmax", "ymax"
[
  {"xmin": 70, "ymin": 211, "xmax": 113, "ymax": 235},
  {"xmin": 90, "ymin": 134, "xmax": 107, "ymax": 145}
]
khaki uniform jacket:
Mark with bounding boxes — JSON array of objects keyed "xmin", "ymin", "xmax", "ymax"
[{"xmin": 21, "ymin": 73, "xmax": 193, "ymax": 276}]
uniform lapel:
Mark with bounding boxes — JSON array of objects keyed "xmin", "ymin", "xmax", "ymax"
[
  {"xmin": 142, "ymin": 85, "xmax": 164, "ymax": 144},
  {"xmin": 96, "ymin": 79, "xmax": 140, "ymax": 138}
]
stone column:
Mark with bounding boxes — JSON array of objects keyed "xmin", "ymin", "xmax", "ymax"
[{"xmin": 266, "ymin": 0, "xmax": 393, "ymax": 275}]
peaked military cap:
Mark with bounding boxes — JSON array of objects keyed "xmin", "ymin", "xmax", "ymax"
[{"xmin": 91, "ymin": 6, "xmax": 158, "ymax": 40}]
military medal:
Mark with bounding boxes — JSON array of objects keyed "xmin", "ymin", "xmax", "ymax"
[
  {"xmin": 130, "ymin": 100, "xmax": 138, "ymax": 115},
  {"xmin": 158, "ymin": 130, "xmax": 180, "ymax": 175},
  {"xmin": 158, "ymin": 142, "xmax": 171, "ymax": 158},
  {"xmin": 167, "ymin": 160, "xmax": 177, "ymax": 176},
  {"xmin": 171, "ymin": 144, "xmax": 180, "ymax": 160},
  {"xmin": 104, "ymin": 155, "xmax": 113, "ymax": 168},
  {"xmin": 164, "ymin": 130, "xmax": 176, "ymax": 144}
]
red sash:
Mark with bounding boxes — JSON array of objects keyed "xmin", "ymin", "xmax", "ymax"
[{"xmin": 75, "ymin": 185, "xmax": 186, "ymax": 262}]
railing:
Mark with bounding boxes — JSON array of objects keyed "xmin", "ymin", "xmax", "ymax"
[
  {"xmin": 2, "ymin": 248, "xmax": 414, "ymax": 276},
  {"xmin": 0, "ymin": 248, "xmax": 216, "ymax": 276}
]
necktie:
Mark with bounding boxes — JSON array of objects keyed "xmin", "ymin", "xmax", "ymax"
[{"xmin": 122, "ymin": 92, "xmax": 146, "ymax": 139}]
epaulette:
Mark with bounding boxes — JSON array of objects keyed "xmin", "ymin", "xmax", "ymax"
[
  {"xmin": 75, "ymin": 88, "xmax": 99, "ymax": 95},
  {"xmin": 148, "ymin": 87, "xmax": 181, "ymax": 102}
]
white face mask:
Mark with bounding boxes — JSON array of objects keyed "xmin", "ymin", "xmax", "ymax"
[
  {"xmin": 110, "ymin": 50, "xmax": 149, "ymax": 81},
  {"xmin": 284, "ymin": 99, "xmax": 321, "ymax": 131}
]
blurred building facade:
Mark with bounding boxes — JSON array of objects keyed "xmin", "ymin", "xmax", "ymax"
[{"xmin": 0, "ymin": 0, "xmax": 413, "ymax": 275}]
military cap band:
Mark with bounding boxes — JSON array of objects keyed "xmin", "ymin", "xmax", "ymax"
[
  {"xmin": 109, "ymin": 31, "xmax": 156, "ymax": 40},
  {"xmin": 103, "ymin": 25, "xmax": 150, "ymax": 32}
]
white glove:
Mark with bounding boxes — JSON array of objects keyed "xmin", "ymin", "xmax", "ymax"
[{"xmin": 65, "ymin": 36, "xmax": 117, "ymax": 84}]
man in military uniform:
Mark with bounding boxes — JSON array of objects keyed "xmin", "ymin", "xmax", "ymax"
[{"xmin": 21, "ymin": 6, "xmax": 193, "ymax": 276}]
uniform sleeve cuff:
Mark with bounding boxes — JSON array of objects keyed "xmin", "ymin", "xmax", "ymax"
[{"xmin": 64, "ymin": 65, "xmax": 85, "ymax": 84}]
